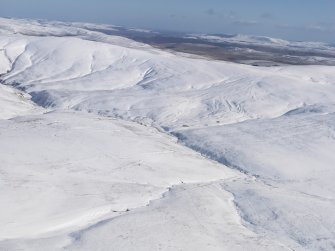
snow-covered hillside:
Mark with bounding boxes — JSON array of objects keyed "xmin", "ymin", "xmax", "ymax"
[
  {"xmin": 1, "ymin": 17, "xmax": 335, "ymax": 250},
  {"xmin": 187, "ymin": 33, "xmax": 335, "ymax": 53}
]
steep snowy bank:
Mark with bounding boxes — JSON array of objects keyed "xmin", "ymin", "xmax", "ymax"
[
  {"xmin": 0, "ymin": 84, "xmax": 43, "ymax": 119},
  {"xmin": 176, "ymin": 110, "xmax": 335, "ymax": 250}
]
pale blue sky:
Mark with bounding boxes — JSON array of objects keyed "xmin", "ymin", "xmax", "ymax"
[{"xmin": 1, "ymin": 0, "xmax": 335, "ymax": 42}]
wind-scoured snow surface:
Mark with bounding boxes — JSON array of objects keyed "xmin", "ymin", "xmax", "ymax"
[{"xmin": 1, "ymin": 17, "xmax": 335, "ymax": 250}]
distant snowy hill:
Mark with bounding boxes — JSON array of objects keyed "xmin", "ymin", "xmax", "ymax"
[
  {"xmin": 1, "ymin": 17, "xmax": 335, "ymax": 250},
  {"xmin": 1, "ymin": 17, "xmax": 335, "ymax": 66}
]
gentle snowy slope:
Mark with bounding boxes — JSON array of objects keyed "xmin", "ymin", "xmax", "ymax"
[
  {"xmin": 1, "ymin": 18, "xmax": 335, "ymax": 250},
  {"xmin": 0, "ymin": 112, "xmax": 286, "ymax": 251}
]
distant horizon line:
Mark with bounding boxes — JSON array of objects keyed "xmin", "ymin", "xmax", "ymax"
[{"xmin": 1, "ymin": 16, "xmax": 334, "ymax": 46}]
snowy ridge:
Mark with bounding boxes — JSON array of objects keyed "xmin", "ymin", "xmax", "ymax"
[
  {"xmin": 0, "ymin": 17, "xmax": 152, "ymax": 50},
  {"xmin": 1, "ymin": 18, "xmax": 335, "ymax": 250}
]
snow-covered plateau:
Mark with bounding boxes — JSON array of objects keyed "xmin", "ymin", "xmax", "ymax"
[{"xmin": 1, "ymin": 17, "xmax": 335, "ymax": 250}]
